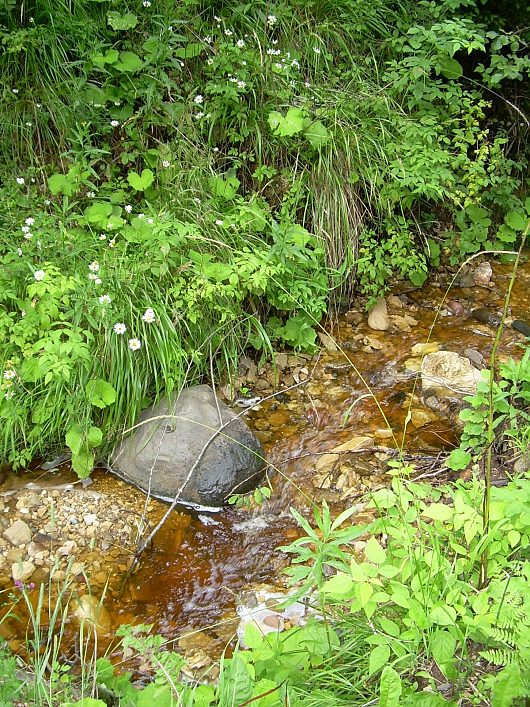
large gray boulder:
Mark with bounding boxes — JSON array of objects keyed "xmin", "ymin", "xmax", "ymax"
[{"xmin": 110, "ymin": 385, "xmax": 265, "ymax": 508}]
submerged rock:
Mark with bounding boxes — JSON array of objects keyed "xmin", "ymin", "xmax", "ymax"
[
  {"xmin": 111, "ymin": 385, "xmax": 265, "ymax": 508},
  {"xmin": 368, "ymin": 298, "xmax": 389, "ymax": 331},
  {"xmin": 3, "ymin": 520, "xmax": 31, "ymax": 548},
  {"xmin": 421, "ymin": 351, "xmax": 482, "ymax": 398}
]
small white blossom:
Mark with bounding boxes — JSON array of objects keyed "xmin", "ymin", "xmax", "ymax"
[
  {"xmin": 89, "ymin": 261, "xmax": 100, "ymax": 272},
  {"xmin": 17, "ymin": 248, "xmax": 23, "ymax": 256},
  {"xmin": 142, "ymin": 0, "xmax": 151, "ymax": 6},
  {"xmin": 128, "ymin": 338, "xmax": 142, "ymax": 351},
  {"xmin": 110, "ymin": 120, "xmax": 120, "ymax": 127},
  {"xmin": 236, "ymin": 39, "xmax": 245, "ymax": 48},
  {"xmin": 99, "ymin": 294, "xmax": 111, "ymax": 305},
  {"xmin": 313, "ymin": 46, "xmax": 321, "ymax": 54},
  {"xmin": 304, "ymin": 80, "xmax": 311, "ymax": 88},
  {"xmin": 124, "ymin": 204, "xmax": 133, "ymax": 213},
  {"xmin": 33, "ymin": 270, "xmax": 45, "ymax": 281},
  {"xmin": 194, "ymin": 94, "xmax": 204, "ymax": 104},
  {"xmin": 12, "ymin": 88, "xmax": 19, "ymax": 94},
  {"xmin": 16, "ymin": 177, "xmax": 25, "ymax": 185},
  {"xmin": 237, "ymin": 80, "xmax": 246, "ymax": 89},
  {"xmin": 21, "ymin": 310, "xmax": 26, "ymax": 317},
  {"xmin": 25, "ymin": 217, "xmax": 35, "ymax": 226},
  {"xmin": 44, "ymin": 199, "xmax": 51, "ymax": 205},
  {"xmin": 215, "ymin": 219, "xmax": 224, "ymax": 226},
  {"xmin": 142, "ymin": 308, "xmax": 156, "ymax": 323},
  {"xmin": 147, "ymin": 218, "xmax": 154, "ymax": 224},
  {"xmin": 3, "ymin": 370, "xmax": 16, "ymax": 380},
  {"xmin": 25, "ymin": 121, "xmax": 32, "ymax": 127},
  {"xmin": 95, "ymin": 277, "xmax": 102, "ymax": 285},
  {"xmin": 213, "ymin": 147, "xmax": 219, "ymax": 152},
  {"xmin": 214, "ymin": 15, "xmax": 221, "ymax": 22},
  {"xmin": 207, "ymin": 58, "xmax": 214, "ymax": 65},
  {"xmin": 203, "ymin": 36, "xmax": 212, "ymax": 44},
  {"xmin": 87, "ymin": 191, "xmax": 96, "ymax": 198},
  {"xmin": 242, "ymin": 60, "xmax": 247, "ymax": 66},
  {"xmin": 21, "ymin": 225, "xmax": 30, "ymax": 233},
  {"xmin": 24, "ymin": 232, "xmax": 33, "ymax": 241},
  {"xmin": 195, "ymin": 111, "xmax": 204, "ymax": 119},
  {"xmin": 4, "ymin": 391, "xmax": 14, "ymax": 400},
  {"xmin": 161, "ymin": 160, "xmax": 170, "ymax": 168},
  {"xmin": 114, "ymin": 322, "xmax": 127, "ymax": 335},
  {"xmin": 267, "ymin": 15, "xmax": 277, "ymax": 26},
  {"xmin": 224, "ymin": 29, "xmax": 233, "ymax": 36},
  {"xmin": 88, "ymin": 273, "xmax": 97, "ymax": 281},
  {"xmin": 109, "ymin": 238, "xmax": 116, "ymax": 248},
  {"xmin": 99, "ymin": 233, "xmax": 107, "ymax": 240},
  {"xmin": 137, "ymin": 213, "xmax": 145, "ymax": 219}
]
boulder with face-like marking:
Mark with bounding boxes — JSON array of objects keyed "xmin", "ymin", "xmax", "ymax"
[{"xmin": 110, "ymin": 385, "xmax": 265, "ymax": 509}]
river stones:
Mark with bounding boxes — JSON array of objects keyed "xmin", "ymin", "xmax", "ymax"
[
  {"xmin": 110, "ymin": 385, "xmax": 265, "ymax": 509},
  {"xmin": 367, "ymin": 298, "xmax": 389, "ymax": 331},
  {"xmin": 421, "ymin": 351, "xmax": 482, "ymax": 399}
]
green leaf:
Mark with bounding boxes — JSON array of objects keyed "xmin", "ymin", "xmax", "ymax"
[
  {"xmin": 136, "ymin": 684, "xmax": 175, "ymax": 707},
  {"xmin": 87, "ymin": 426, "xmax": 103, "ymax": 449},
  {"xmin": 357, "ymin": 581, "xmax": 374, "ymax": 607},
  {"xmin": 175, "ymin": 42, "xmax": 204, "ymax": 59},
  {"xmin": 62, "ymin": 700, "xmax": 107, "ymax": 707},
  {"xmin": 369, "ymin": 644, "xmax": 390, "ymax": 676},
  {"xmin": 86, "ymin": 379, "xmax": 117, "ymax": 409},
  {"xmin": 446, "ymin": 448, "xmax": 471, "ymax": 471},
  {"xmin": 209, "ymin": 175, "xmax": 240, "ymax": 200},
  {"xmin": 127, "ymin": 169, "xmax": 154, "ymax": 191},
  {"xmin": 505, "ymin": 209, "xmax": 528, "ymax": 232},
  {"xmin": 321, "ymin": 573, "xmax": 354, "ymax": 597},
  {"xmin": 378, "ymin": 617, "xmax": 400, "ymax": 637},
  {"xmin": 107, "ymin": 11, "xmax": 137, "ymax": 30},
  {"xmin": 114, "ymin": 51, "xmax": 144, "ymax": 73},
  {"xmin": 408, "ymin": 269, "xmax": 427, "ymax": 287},
  {"xmin": 437, "ymin": 54, "xmax": 463, "ymax": 79},
  {"xmin": 268, "ymin": 108, "xmax": 305, "ymax": 137},
  {"xmin": 304, "ymin": 120, "xmax": 330, "ymax": 149},
  {"xmin": 422, "ymin": 503, "xmax": 453, "ymax": 522},
  {"xmin": 364, "ymin": 537, "xmax": 387, "ymax": 565},
  {"xmin": 379, "ymin": 666, "xmax": 402, "ymax": 707},
  {"xmin": 66, "ymin": 424, "xmax": 83, "ymax": 456},
  {"xmin": 84, "ymin": 201, "xmax": 113, "ymax": 225},
  {"xmin": 92, "ymin": 49, "xmax": 119, "ymax": 67},
  {"xmin": 48, "ymin": 173, "xmax": 75, "ymax": 197},
  {"xmin": 491, "ymin": 663, "xmax": 523, "ymax": 707},
  {"xmin": 430, "ymin": 603, "xmax": 457, "ymax": 626},
  {"xmin": 72, "ymin": 449, "xmax": 94, "ymax": 479},
  {"xmin": 431, "ymin": 629, "xmax": 456, "ymax": 666}
]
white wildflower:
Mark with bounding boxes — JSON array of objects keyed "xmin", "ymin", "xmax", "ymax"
[
  {"xmin": 88, "ymin": 273, "xmax": 97, "ymax": 281},
  {"xmin": 137, "ymin": 213, "xmax": 145, "ymax": 219},
  {"xmin": 89, "ymin": 261, "xmax": 100, "ymax": 272},
  {"xmin": 44, "ymin": 199, "xmax": 51, "ymax": 205},
  {"xmin": 4, "ymin": 391, "xmax": 14, "ymax": 400},
  {"xmin": 195, "ymin": 112, "xmax": 204, "ymax": 119},
  {"xmin": 113, "ymin": 322, "xmax": 126, "ymax": 335},
  {"xmin": 128, "ymin": 338, "xmax": 141, "ymax": 351},
  {"xmin": 25, "ymin": 121, "xmax": 32, "ymax": 127},
  {"xmin": 110, "ymin": 120, "xmax": 120, "ymax": 127},
  {"xmin": 12, "ymin": 88, "xmax": 19, "ymax": 94},
  {"xmin": 109, "ymin": 239, "xmax": 116, "ymax": 248},
  {"xmin": 267, "ymin": 15, "xmax": 277, "ymax": 26},
  {"xmin": 215, "ymin": 219, "xmax": 224, "ymax": 226},
  {"xmin": 237, "ymin": 39, "xmax": 245, "ymax": 48},
  {"xmin": 33, "ymin": 270, "xmax": 45, "ymax": 281},
  {"xmin": 21, "ymin": 225, "xmax": 30, "ymax": 233},
  {"xmin": 25, "ymin": 217, "xmax": 35, "ymax": 226},
  {"xmin": 207, "ymin": 58, "xmax": 214, "ymax": 65},
  {"xmin": 147, "ymin": 218, "xmax": 154, "ymax": 224},
  {"xmin": 24, "ymin": 232, "xmax": 33, "ymax": 240},
  {"xmin": 3, "ymin": 370, "xmax": 16, "ymax": 380},
  {"xmin": 99, "ymin": 295, "xmax": 111, "ymax": 305},
  {"xmin": 87, "ymin": 191, "xmax": 96, "ymax": 198},
  {"xmin": 203, "ymin": 36, "xmax": 212, "ymax": 44},
  {"xmin": 16, "ymin": 177, "xmax": 25, "ymax": 185},
  {"xmin": 161, "ymin": 160, "xmax": 170, "ymax": 167},
  {"xmin": 95, "ymin": 277, "xmax": 102, "ymax": 285},
  {"xmin": 194, "ymin": 94, "xmax": 204, "ymax": 104},
  {"xmin": 142, "ymin": 308, "xmax": 156, "ymax": 323},
  {"xmin": 124, "ymin": 204, "xmax": 133, "ymax": 213},
  {"xmin": 224, "ymin": 29, "xmax": 233, "ymax": 36},
  {"xmin": 313, "ymin": 46, "xmax": 321, "ymax": 54},
  {"xmin": 237, "ymin": 80, "xmax": 246, "ymax": 89},
  {"xmin": 142, "ymin": 0, "xmax": 151, "ymax": 6},
  {"xmin": 17, "ymin": 248, "xmax": 22, "ymax": 256},
  {"xmin": 99, "ymin": 233, "xmax": 107, "ymax": 240}
]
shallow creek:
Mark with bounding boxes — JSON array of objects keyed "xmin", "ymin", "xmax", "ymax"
[{"xmin": 1, "ymin": 258, "xmax": 529, "ymax": 662}]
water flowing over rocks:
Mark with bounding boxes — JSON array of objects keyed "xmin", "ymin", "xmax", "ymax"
[{"xmin": 111, "ymin": 385, "xmax": 266, "ymax": 508}]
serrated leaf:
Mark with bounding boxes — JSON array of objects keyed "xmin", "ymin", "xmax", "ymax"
[
  {"xmin": 268, "ymin": 108, "xmax": 305, "ymax": 137},
  {"xmin": 422, "ymin": 503, "xmax": 453, "ymax": 521},
  {"xmin": 369, "ymin": 644, "xmax": 390, "ymax": 676},
  {"xmin": 107, "ymin": 11, "xmax": 137, "ymax": 30},
  {"xmin": 84, "ymin": 201, "xmax": 113, "ymax": 224},
  {"xmin": 431, "ymin": 629, "xmax": 456, "ymax": 666},
  {"xmin": 127, "ymin": 169, "xmax": 154, "ymax": 191},
  {"xmin": 304, "ymin": 120, "xmax": 330, "ymax": 148},
  {"xmin": 86, "ymin": 379, "xmax": 117, "ymax": 408},
  {"xmin": 209, "ymin": 175, "xmax": 240, "ymax": 200},
  {"xmin": 430, "ymin": 603, "xmax": 457, "ymax": 626},
  {"xmin": 446, "ymin": 448, "xmax": 471, "ymax": 471},
  {"xmin": 379, "ymin": 666, "xmax": 402, "ymax": 707},
  {"xmin": 505, "ymin": 209, "xmax": 528, "ymax": 232},
  {"xmin": 114, "ymin": 51, "xmax": 143, "ymax": 73},
  {"xmin": 92, "ymin": 49, "xmax": 119, "ymax": 67},
  {"xmin": 491, "ymin": 663, "xmax": 523, "ymax": 707},
  {"xmin": 364, "ymin": 537, "xmax": 387, "ymax": 565}
]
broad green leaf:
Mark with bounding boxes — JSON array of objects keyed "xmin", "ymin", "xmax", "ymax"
[
  {"xmin": 430, "ymin": 603, "xmax": 457, "ymax": 626},
  {"xmin": 84, "ymin": 201, "xmax": 113, "ymax": 224},
  {"xmin": 62, "ymin": 699, "xmax": 107, "ymax": 707},
  {"xmin": 268, "ymin": 108, "xmax": 305, "ymax": 137},
  {"xmin": 92, "ymin": 49, "xmax": 119, "ymax": 67},
  {"xmin": 491, "ymin": 663, "xmax": 523, "ymax": 707},
  {"xmin": 378, "ymin": 617, "xmax": 400, "ymax": 637},
  {"xmin": 357, "ymin": 581, "xmax": 374, "ymax": 607},
  {"xmin": 48, "ymin": 173, "xmax": 75, "ymax": 196},
  {"xmin": 321, "ymin": 573, "xmax": 354, "ymax": 597},
  {"xmin": 107, "ymin": 11, "xmax": 137, "ymax": 30},
  {"xmin": 304, "ymin": 120, "xmax": 330, "ymax": 149},
  {"xmin": 505, "ymin": 209, "xmax": 528, "ymax": 232},
  {"xmin": 369, "ymin": 644, "xmax": 390, "ymax": 676},
  {"xmin": 86, "ymin": 379, "xmax": 117, "ymax": 408},
  {"xmin": 136, "ymin": 683, "xmax": 175, "ymax": 707},
  {"xmin": 379, "ymin": 666, "xmax": 402, "ymax": 707},
  {"xmin": 437, "ymin": 54, "xmax": 463, "ymax": 79},
  {"xmin": 446, "ymin": 448, "xmax": 471, "ymax": 471},
  {"xmin": 364, "ymin": 537, "xmax": 387, "ymax": 565},
  {"xmin": 87, "ymin": 426, "xmax": 103, "ymax": 449},
  {"xmin": 243, "ymin": 622, "xmax": 264, "ymax": 650},
  {"xmin": 72, "ymin": 449, "xmax": 94, "ymax": 479},
  {"xmin": 175, "ymin": 42, "xmax": 204, "ymax": 59},
  {"xmin": 114, "ymin": 51, "xmax": 143, "ymax": 73},
  {"xmin": 66, "ymin": 423, "xmax": 83, "ymax": 456},
  {"xmin": 209, "ymin": 175, "xmax": 240, "ymax": 200},
  {"xmin": 409, "ymin": 269, "xmax": 427, "ymax": 287},
  {"xmin": 128, "ymin": 169, "xmax": 154, "ymax": 191},
  {"xmin": 422, "ymin": 503, "xmax": 453, "ymax": 522},
  {"xmin": 430, "ymin": 629, "xmax": 456, "ymax": 666}
]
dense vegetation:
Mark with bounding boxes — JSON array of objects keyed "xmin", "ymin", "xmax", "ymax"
[{"xmin": 0, "ymin": 0, "xmax": 529, "ymax": 704}]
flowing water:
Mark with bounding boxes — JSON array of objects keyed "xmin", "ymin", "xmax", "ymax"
[{"xmin": 1, "ymin": 259, "xmax": 529, "ymax": 658}]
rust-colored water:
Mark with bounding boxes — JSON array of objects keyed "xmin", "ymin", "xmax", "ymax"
[{"xmin": 2, "ymin": 257, "xmax": 529, "ymax": 658}]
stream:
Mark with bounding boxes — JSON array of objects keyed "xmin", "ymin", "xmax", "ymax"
[{"xmin": 0, "ymin": 258, "xmax": 529, "ymax": 666}]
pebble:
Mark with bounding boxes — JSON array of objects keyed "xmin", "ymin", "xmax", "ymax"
[
  {"xmin": 12, "ymin": 561, "xmax": 35, "ymax": 583},
  {"xmin": 2, "ymin": 520, "xmax": 32, "ymax": 548},
  {"xmin": 368, "ymin": 298, "xmax": 389, "ymax": 331}
]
